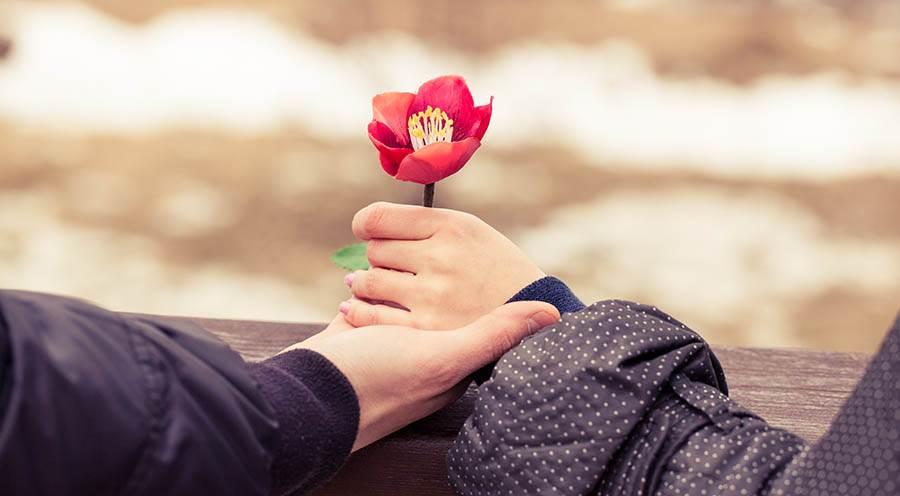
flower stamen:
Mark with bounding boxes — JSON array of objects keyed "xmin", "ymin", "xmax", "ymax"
[{"xmin": 408, "ymin": 105, "xmax": 454, "ymax": 151}]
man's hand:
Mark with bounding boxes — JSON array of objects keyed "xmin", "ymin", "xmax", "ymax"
[
  {"xmin": 341, "ymin": 202, "xmax": 546, "ymax": 330},
  {"xmin": 285, "ymin": 301, "xmax": 560, "ymax": 451}
]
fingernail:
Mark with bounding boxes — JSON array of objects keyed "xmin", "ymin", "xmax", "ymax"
[
  {"xmin": 526, "ymin": 310, "xmax": 558, "ymax": 331},
  {"xmin": 339, "ymin": 301, "xmax": 350, "ymax": 314},
  {"xmin": 344, "ymin": 273, "xmax": 355, "ymax": 288}
]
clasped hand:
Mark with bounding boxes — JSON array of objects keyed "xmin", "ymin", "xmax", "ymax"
[
  {"xmin": 343, "ymin": 201, "xmax": 547, "ymax": 329},
  {"xmin": 291, "ymin": 202, "xmax": 557, "ymax": 451}
]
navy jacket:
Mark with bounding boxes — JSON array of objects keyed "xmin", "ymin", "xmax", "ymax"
[{"xmin": 0, "ymin": 290, "xmax": 358, "ymax": 495}]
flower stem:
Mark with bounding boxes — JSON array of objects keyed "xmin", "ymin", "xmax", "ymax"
[{"xmin": 423, "ymin": 183, "xmax": 435, "ymax": 208}]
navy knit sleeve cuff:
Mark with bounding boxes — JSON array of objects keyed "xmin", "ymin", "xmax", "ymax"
[
  {"xmin": 507, "ymin": 276, "xmax": 586, "ymax": 314},
  {"xmin": 473, "ymin": 276, "xmax": 584, "ymax": 385},
  {"xmin": 247, "ymin": 349, "xmax": 359, "ymax": 496}
]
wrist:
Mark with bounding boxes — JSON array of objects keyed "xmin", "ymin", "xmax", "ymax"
[{"xmin": 508, "ymin": 276, "xmax": 585, "ymax": 314}]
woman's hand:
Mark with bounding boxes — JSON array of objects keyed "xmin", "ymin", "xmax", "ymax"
[
  {"xmin": 341, "ymin": 202, "xmax": 545, "ymax": 329},
  {"xmin": 285, "ymin": 301, "xmax": 560, "ymax": 451}
]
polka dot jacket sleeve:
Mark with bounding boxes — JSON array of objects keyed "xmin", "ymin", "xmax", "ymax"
[
  {"xmin": 768, "ymin": 312, "xmax": 900, "ymax": 496},
  {"xmin": 447, "ymin": 300, "xmax": 806, "ymax": 495}
]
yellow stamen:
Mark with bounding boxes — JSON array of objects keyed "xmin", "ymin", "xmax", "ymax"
[{"xmin": 407, "ymin": 105, "xmax": 454, "ymax": 151}]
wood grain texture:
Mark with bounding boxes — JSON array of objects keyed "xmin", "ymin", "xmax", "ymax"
[{"xmin": 172, "ymin": 316, "xmax": 871, "ymax": 496}]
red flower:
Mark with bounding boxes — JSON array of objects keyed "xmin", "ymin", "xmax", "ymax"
[{"xmin": 367, "ymin": 75, "xmax": 493, "ymax": 184}]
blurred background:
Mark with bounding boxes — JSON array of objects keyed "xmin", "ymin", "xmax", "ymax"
[{"xmin": 1, "ymin": 0, "xmax": 898, "ymax": 351}]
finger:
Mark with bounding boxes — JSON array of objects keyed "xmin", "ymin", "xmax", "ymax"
[
  {"xmin": 348, "ymin": 268, "xmax": 416, "ymax": 304},
  {"xmin": 365, "ymin": 240, "xmax": 423, "ymax": 273},
  {"xmin": 452, "ymin": 301, "xmax": 560, "ymax": 370},
  {"xmin": 340, "ymin": 298, "xmax": 413, "ymax": 328},
  {"xmin": 352, "ymin": 201, "xmax": 444, "ymax": 241}
]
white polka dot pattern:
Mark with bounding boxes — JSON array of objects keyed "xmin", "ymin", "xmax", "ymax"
[
  {"xmin": 448, "ymin": 301, "xmax": 900, "ymax": 496},
  {"xmin": 769, "ymin": 313, "xmax": 900, "ymax": 496},
  {"xmin": 448, "ymin": 300, "xmax": 730, "ymax": 495},
  {"xmin": 604, "ymin": 391, "xmax": 804, "ymax": 496}
]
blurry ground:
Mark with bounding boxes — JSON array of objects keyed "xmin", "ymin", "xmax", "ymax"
[{"xmin": 1, "ymin": 0, "xmax": 898, "ymax": 351}]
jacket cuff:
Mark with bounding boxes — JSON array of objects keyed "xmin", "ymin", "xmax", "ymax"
[
  {"xmin": 473, "ymin": 277, "xmax": 585, "ymax": 385},
  {"xmin": 507, "ymin": 276, "xmax": 586, "ymax": 314},
  {"xmin": 248, "ymin": 349, "xmax": 359, "ymax": 495}
]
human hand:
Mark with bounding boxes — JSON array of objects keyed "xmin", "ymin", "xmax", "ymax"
[
  {"xmin": 341, "ymin": 202, "xmax": 545, "ymax": 329},
  {"xmin": 284, "ymin": 301, "xmax": 559, "ymax": 451}
]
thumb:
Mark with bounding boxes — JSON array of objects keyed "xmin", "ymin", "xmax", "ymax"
[{"xmin": 454, "ymin": 301, "xmax": 560, "ymax": 371}]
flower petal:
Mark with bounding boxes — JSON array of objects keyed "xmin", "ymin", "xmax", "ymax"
[
  {"xmin": 372, "ymin": 92, "xmax": 415, "ymax": 146},
  {"xmin": 461, "ymin": 95, "xmax": 493, "ymax": 140},
  {"xmin": 368, "ymin": 120, "xmax": 414, "ymax": 176},
  {"xmin": 408, "ymin": 75, "xmax": 477, "ymax": 142},
  {"xmin": 394, "ymin": 137, "xmax": 481, "ymax": 184}
]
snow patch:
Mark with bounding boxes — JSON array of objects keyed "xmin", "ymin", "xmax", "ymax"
[{"xmin": 1, "ymin": 2, "xmax": 899, "ymax": 179}]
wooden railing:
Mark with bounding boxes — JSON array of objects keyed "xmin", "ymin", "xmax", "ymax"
[{"xmin": 177, "ymin": 316, "xmax": 870, "ymax": 496}]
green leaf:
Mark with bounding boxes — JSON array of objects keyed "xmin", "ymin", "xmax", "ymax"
[{"xmin": 331, "ymin": 243, "xmax": 370, "ymax": 271}]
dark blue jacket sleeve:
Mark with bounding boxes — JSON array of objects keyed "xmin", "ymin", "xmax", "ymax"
[
  {"xmin": 0, "ymin": 290, "xmax": 358, "ymax": 496},
  {"xmin": 508, "ymin": 276, "xmax": 586, "ymax": 314}
]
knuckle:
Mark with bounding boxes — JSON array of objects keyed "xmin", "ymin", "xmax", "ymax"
[
  {"xmin": 365, "ymin": 313, "xmax": 379, "ymax": 327},
  {"xmin": 350, "ymin": 270, "xmax": 367, "ymax": 293},
  {"xmin": 420, "ymin": 288, "xmax": 440, "ymax": 309},
  {"xmin": 365, "ymin": 240, "xmax": 381, "ymax": 264},
  {"xmin": 344, "ymin": 304, "xmax": 359, "ymax": 324},
  {"xmin": 481, "ymin": 315, "xmax": 518, "ymax": 357},
  {"xmin": 346, "ymin": 303, "xmax": 370, "ymax": 327},
  {"xmin": 345, "ymin": 303, "xmax": 360, "ymax": 324},
  {"xmin": 425, "ymin": 279, "xmax": 449, "ymax": 305},
  {"xmin": 363, "ymin": 271, "xmax": 379, "ymax": 297},
  {"xmin": 362, "ymin": 202, "xmax": 387, "ymax": 237},
  {"xmin": 496, "ymin": 326, "xmax": 519, "ymax": 353},
  {"xmin": 348, "ymin": 271, "xmax": 364, "ymax": 294},
  {"xmin": 352, "ymin": 202, "xmax": 387, "ymax": 239},
  {"xmin": 429, "ymin": 249, "xmax": 453, "ymax": 274},
  {"xmin": 355, "ymin": 305, "xmax": 378, "ymax": 327},
  {"xmin": 446, "ymin": 211, "xmax": 479, "ymax": 238}
]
